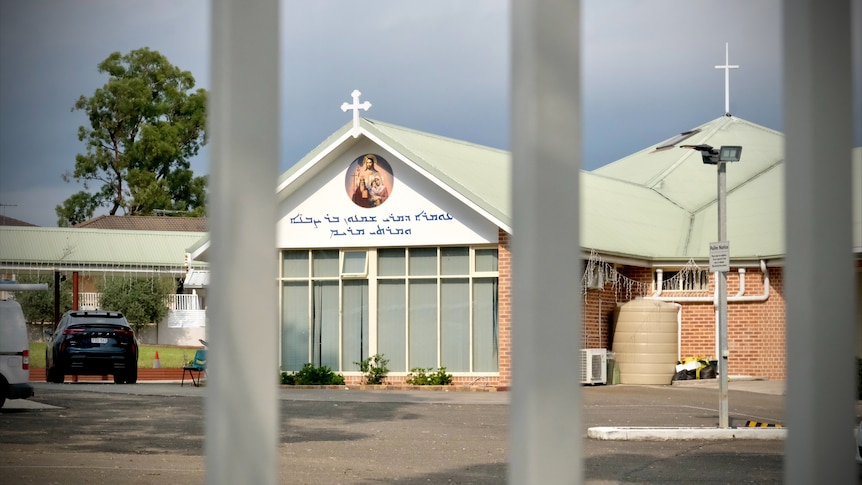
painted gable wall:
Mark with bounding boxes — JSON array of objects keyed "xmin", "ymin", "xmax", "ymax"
[{"xmin": 276, "ymin": 137, "xmax": 500, "ymax": 249}]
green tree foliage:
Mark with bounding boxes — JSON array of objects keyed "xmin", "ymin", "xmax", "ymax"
[
  {"xmin": 98, "ymin": 276, "xmax": 174, "ymax": 334},
  {"xmin": 11, "ymin": 275, "xmax": 72, "ymax": 323},
  {"xmin": 57, "ymin": 47, "xmax": 208, "ymax": 226}
]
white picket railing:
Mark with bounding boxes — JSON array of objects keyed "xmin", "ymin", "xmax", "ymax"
[
  {"xmin": 168, "ymin": 293, "xmax": 203, "ymax": 310},
  {"xmin": 78, "ymin": 292, "xmax": 100, "ymax": 309},
  {"xmin": 77, "ymin": 292, "xmax": 204, "ymax": 310}
]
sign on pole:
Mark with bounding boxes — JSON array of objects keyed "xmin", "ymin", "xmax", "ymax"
[{"xmin": 709, "ymin": 241, "xmax": 730, "ymax": 272}]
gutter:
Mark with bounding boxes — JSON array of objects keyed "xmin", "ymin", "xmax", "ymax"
[{"xmin": 646, "ymin": 260, "xmax": 770, "ymax": 304}]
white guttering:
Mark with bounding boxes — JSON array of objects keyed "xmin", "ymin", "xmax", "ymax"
[
  {"xmin": 647, "ymin": 260, "xmax": 770, "ymax": 304},
  {"xmin": 0, "ymin": 283, "xmax": 49, "ymax": 291},
  {"xmin": 0, "ymin": 264, "xmax": 188, "ymax": 275}
]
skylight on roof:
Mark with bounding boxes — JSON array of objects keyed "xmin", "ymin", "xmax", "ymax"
[{"xmin": 655, "ymin": 129, "xmax": 700, "ymax": 151}]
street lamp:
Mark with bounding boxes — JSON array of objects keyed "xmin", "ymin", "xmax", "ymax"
[{"xmin": 680, "ymin": 143, "xmax": 742, "ymax": 429}]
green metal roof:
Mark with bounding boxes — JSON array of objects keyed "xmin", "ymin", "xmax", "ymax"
[
  {"xmin": 9, "ymin": 115, "xmax": 853, "ymax": 271},
  {"xmin": 277, "ymin": 118, "xmax": 512, "ymax": 231},
  {"xmin": 0, "ymin": 226, "xmax": 206, "ymax": 269},
  {"xmin": 588, "ymin": 115, "xmax": 788, "ymax": 260},
  {"xmin": 276, "ymin": 115, "xmax": 861, "ymax": 262}
]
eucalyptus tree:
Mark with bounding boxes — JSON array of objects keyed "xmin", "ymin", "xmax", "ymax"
[{"xmin": 57, "ymin": 48, "xmax": 207, "ymax": 226}]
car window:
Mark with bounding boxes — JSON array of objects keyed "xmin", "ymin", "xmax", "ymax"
[
  {"xmin": 68, "ymin": 314, "xmax": 130, "ymax": 326},
  {"xmin": 56, "ymin": 314, "xmax": 69, "ymax": 332}
]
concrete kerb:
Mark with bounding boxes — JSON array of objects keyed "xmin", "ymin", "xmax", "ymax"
[
  {"xmin": 587, "ymin": 426, "xmax": 786, "ymax": 441},
  {"xmin": 586, "ymin": 377, "xmax": 788, "ymax": 440}
]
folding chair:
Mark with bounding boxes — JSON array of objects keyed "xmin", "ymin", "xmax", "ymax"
[{"xmin": 182, "ymin": 349, "xmax": 207, "ymax": 387}]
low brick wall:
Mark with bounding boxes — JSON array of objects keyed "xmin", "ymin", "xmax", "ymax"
[
  {"xmin": 30, "ymin": 368, "xmax": 186, "ymax": 382},
  {"xmin": 285, "ymin": 384, "xmax": 500, "ymax": 392}
]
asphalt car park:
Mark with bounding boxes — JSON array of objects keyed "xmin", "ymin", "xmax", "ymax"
[{"xmin": 0, "ymin": 380, "xmax": 808, "ymax": 484}]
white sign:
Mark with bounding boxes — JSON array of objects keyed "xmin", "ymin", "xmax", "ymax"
[{"xmin": 709, "ymin": 241, "xmax": 730, "ymax": 272}]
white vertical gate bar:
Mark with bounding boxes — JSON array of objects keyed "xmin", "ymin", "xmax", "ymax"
[
  {"xmin": 510, "ymin": 1, "xmax": 582, "ymax": 483},
  {"xmin": 208, "ymin": 1, "xmax": 280, "ymax": 484},
  {"xmin": 783, "ymin": 1, "xmax": 855, "ymax": 483}
]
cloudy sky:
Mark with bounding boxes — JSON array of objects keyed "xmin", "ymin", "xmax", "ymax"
[{"xmin": 1, "ymin": 1, "xmax": 858, "ymax": 227}]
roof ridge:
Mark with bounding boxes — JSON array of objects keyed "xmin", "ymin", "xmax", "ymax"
[
  {"xmin": 690, "ymin": 156, "xmax": 785, "ymax": 217},
  {"xmin": 642, "ymin": 115, "xmax": 735, "ymax": 188},
  {"xmin": 365, "ymin": 118, "xmax": 508, "ymax": 154}
]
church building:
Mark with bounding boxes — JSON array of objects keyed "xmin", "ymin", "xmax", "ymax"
[{"xmin": 188, "ymin": 91, "xmax": 862, "ymax": 388}]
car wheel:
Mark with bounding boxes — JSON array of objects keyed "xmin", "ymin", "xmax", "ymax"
[
  {"xmin": 113, "ymin": 373, "xmax": 124, "ymax": 384},
  {"xmin": 126, "ymin": 368, "xmax": 137, "ymax": 384},
  {"xmin": 0, "ymin": 379, "xmax": 8, "ymax": 409}
]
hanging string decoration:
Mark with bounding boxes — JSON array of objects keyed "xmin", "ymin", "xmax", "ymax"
[
  {"xmin": 658, "ymin": 258, "xmax": 711, "ymax": 296},
  {"xmin": 581, "ymin": 249, "xmax": 652, "ymax": 301}
]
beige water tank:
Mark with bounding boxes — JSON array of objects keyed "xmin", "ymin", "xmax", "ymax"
[{"xmin": 612, "ymin": 298, "xmax": 678, "ymax": 385}]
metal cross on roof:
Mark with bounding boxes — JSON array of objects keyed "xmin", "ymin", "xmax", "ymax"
[
  {"xmin": 715, "ymin": 43, "xmax": 739, "ymax": 116},
  {"xmin": 341, "ymin": 89, "xmax": 371, "ymax": 137}
]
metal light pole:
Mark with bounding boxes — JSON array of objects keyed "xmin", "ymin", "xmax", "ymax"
[
  {"xmin": 682, "ymin": 144, "xmax": 741, "ymax": 429},
  {"xmin": 716, "ymin": 159, "xmax": 729, "ymax": 429}
]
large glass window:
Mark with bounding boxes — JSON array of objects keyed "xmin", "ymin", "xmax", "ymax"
[
  {"xmin": 475, "ymin": 248, "xmax": 498, "ymax": 273},
  {"xmin": 312, "ymin": 250, "xmax": 338, "ymax": 277},
  {"xmin": 408, "ymin": 279, "xmax": 437, "ymax": 369},
  {"xmin": 408, "ymin": 248, "xmax": 437, "ymax": 276},
  {"xmin": 341, "ymin": 280, "xmax": 368, "ymax": 370},
  {"xmin": 281, "ymin": 250, "xmax": 358, "ymax": 372},
  {"xmin": 282, "ymin": 281, "xmax": 309, "ymax": 371},
  {"xmin": 441, "ymin": 247, "xmax": 469, "ymax": 275},
  {"xmin": 283, "ymin": 251, "xmax": 308, "ymax": 278},
  {"xmin": 377, "ymin": 280, "xmax": 406, "ymax": 371},
  {"xmin": 441, "ymin": 278, "xmax": 469, "ymax": 371},
  {"xmin": 378, "ymin": 248, "xmax": 405, "ymax": 276},
  {"xmin": 378, "ymin": 247, "xmax": 499, "ymax": 373},
  {"xmin": 472, "ymin": 278, "xmax": 499, "ymax": 371},
  {"xmin": 311, "ymin": 281, "xmax": 339, "ymax": 368},
  {"xmin": 342, "ymin": 251, "xmax": 367, "ymax": 275},
  {"xmin": 280, "ymin": 246, "xmax": 498, "ymax": 374}
]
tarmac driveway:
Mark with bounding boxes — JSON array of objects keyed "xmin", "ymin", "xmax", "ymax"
[{"xmin": 0, "ymin": 381, "xmax": 792, "ymax": 484}]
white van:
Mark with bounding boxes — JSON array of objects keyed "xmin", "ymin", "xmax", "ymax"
[{"xmin": 0, "ymin": 299, "xmax": 34, "ymax": 408}]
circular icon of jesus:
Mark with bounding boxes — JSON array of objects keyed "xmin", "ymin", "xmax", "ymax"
[{"xmin": 345, "ymin": 153, "xmax": 394, "ymax": 208}]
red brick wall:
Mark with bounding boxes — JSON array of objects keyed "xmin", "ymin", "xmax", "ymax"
[
  {"xmin": 496, "ymin": 229, "xmax": 512, "ymax": 388},
  {"xmin": 581, "ymin": 266, "xmax": 652, "ymax": 350},
  {"xmin": 580, "ymin": 264, "xmax": 788, "ymax": 380},
  {"xmin": 675, "ymin": 267, "xmax": 786, "ymax": 379}
]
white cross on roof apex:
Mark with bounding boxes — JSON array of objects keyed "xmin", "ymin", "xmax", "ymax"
[
  {"xmin": 715, "ymin": 43, "xmax": 740, "ymax": 116},
  {"xmin": 341, "ymin": 90, "xmax": 371, "ymax": 137}
]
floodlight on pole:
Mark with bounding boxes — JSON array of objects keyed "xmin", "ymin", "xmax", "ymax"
[{"xmin": 680, "ymin": 143, "xmax": 742, "ymax": 429}]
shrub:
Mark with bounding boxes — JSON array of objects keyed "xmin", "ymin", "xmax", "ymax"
[
  {"xmin": 355, "ymin": 354, "xmax": 389, "ymax": 385},
  {"xmin": 406, "ymin": 367, "xmax": 453, "ymax": 386},
  {"xmin": 98, "ymin": 276, "xmax": 174, "ymax": 335},
  {"xmin": 280, "ymin": 363, "xmax": 344, "ymax": 386},
  {"xmin": 12, "ymin": 274, "xmax": 72, "ymax": 323}
]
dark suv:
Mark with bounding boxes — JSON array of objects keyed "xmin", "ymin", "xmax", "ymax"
[{"xmin": 46, "ymin": 311, "xmax": 138, "ymax": 384}]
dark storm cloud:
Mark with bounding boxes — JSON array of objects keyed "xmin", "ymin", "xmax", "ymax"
[{"xmin": 4, "ymin": 0, "xmax": 855, "ymax": 228}]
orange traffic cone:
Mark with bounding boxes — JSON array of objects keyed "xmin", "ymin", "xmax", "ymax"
[{"xmin": 153, "ymin": 351, "xmax": 161, "ymax": 369}]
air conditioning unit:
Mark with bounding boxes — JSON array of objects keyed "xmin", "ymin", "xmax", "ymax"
[{"xmin": 580, "ymin": 348, "xmax": 607, "ymax": 385}]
